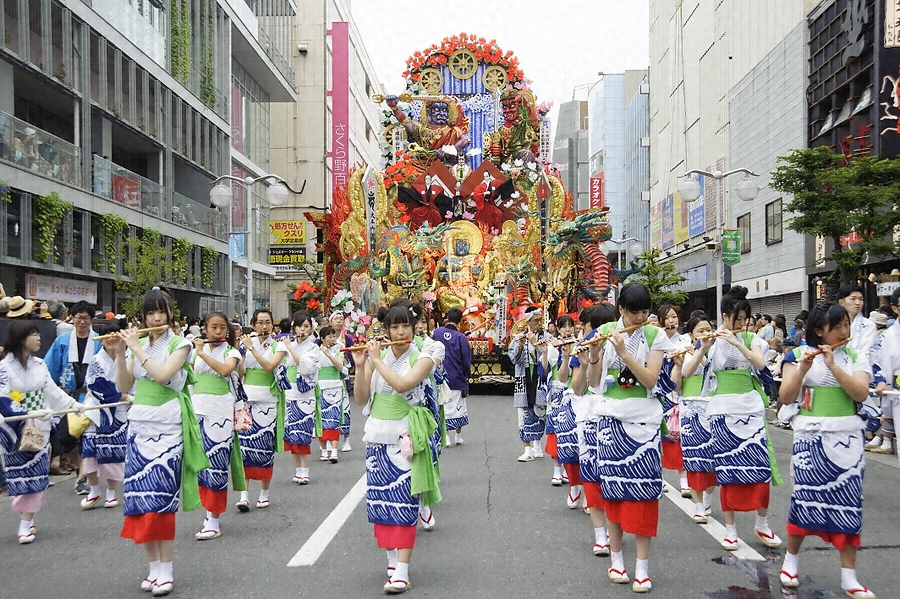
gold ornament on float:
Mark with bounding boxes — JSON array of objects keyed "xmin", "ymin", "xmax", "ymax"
[
  {"xmin": 448, "ymin": 49, "xmax": 478, "ymax": 79},
  {"xmin": 482, "ymin": 65, "xmax": 507, "ymax": 92},
  {"xmin": 419, "ymin": 68, "xmax": 443, "ymax": 94}
]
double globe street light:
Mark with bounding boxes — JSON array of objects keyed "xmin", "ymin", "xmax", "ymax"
[
  {"xmin": 676, "ymin": 168, "xmax": 760, "ymax": 319},
  {"xmin": 209, "ymin": 174, "xmax": 307, "ymax": 324}
]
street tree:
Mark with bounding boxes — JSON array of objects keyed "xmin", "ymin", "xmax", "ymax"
[
  {"xmin": 633, "ymin": 247, "xmax": 688, "ymax": 309},
  {"xmin": 770, "ymin": 146, "xmax": 900, "ymax": 284}
]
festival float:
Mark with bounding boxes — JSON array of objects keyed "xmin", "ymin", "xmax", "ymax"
[{"xmin": 310, "ymin": 33, "xmax": 634, "ymax": 384}]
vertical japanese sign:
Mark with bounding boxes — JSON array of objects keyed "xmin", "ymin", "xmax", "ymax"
[
  {"xmin": 661, "ymin": 193, "xmax": 674, "ymax": 249},
  {"xmin": 589, "ymin": 175, "xmax": 605, "ymax": 208},
  {"xmin": 879, "ymin": 1, "xmax": 900, "ymax": 157},
  {"xmin": 688, "ymin": 173, "xmax": 706, "ymax": 237},
  {"xmin": 329, "ymin": 22, "xmax": 349, "ymax": 193},
  {"xmin": 674, "ymin": 190, "xmax": 689, "ymax": 245}
]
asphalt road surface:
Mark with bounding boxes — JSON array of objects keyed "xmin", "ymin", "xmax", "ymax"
[{"xmin": 2, "ymin": 391, "xmax": 898, "ymax": 599}]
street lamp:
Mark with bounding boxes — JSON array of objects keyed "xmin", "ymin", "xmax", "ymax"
[
  {"xmin": 676, "ymin": 167, "xmax": 760, "ymax": 321},
  {"xmin": 599, "ymin": 236, "xmax": 644, "ymax": 299},
  {"xmin": 209, "ymin": 174, "xmax": 307, "ymax": 325}
]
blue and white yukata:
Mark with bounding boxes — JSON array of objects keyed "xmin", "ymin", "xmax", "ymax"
[
  {"xmin": 192, "ymin": 343, "xmax": 241, "ymax": 513},
  {"xmin": 702, "ymin": 332, "xmax": 778, "ymax": 512},
  {"xmin": 318, "ymin": 342, "xmax": 349, "ymax": 442},
  {"xmin": 82, "ymin": 349, "xmax": 128, "ymax": 484},
  {"xmin": 0, "ymin": 355, "xmax": 80, "ymax": 515},
  {"xmin": 121, "ymin": 330, "xmax": 206, "ymax": 543},
  {"xmin": 362, "ymin": 346, "xmax": 437, "ymax": 548},
  {"xmin": 509, "ymin": 331, "xmax": 550, "ymax": 442},
  {"xmin": 283, "ymin": 336, "xmax": 319, "ymax": 452},
  {"xmin": 780, "ymin": 345, "xmax": 870, "ymax": 548},
  {"xmin": 239, "ymin": 336, "xmax": 284, "ymax": 480}
]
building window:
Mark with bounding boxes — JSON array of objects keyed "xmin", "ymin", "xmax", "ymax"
[
  {"xmin": 737, "ymin": 213, "xmax": 751, "ymax": 253},
  {"xmin": 765, "ymin": 198, "xmax": 783, "ymax": 245}
]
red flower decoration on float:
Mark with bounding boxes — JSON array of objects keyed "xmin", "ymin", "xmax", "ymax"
[{"xmin": 402, "ymin": 33, "xmax": 527, "ymax": 88}]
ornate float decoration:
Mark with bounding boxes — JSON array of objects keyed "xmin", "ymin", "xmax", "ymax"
[{"xmin": 316, "ymin": 33, "xmax": 627, "ymax": 384}]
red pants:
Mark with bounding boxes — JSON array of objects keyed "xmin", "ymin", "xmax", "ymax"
[
  {"xmin": 544, "ymin": 433, "xmax": 558, "ymax": 459},
  {"xmin": 563, "ymin": 462, "xmax": 582, "ymax": 486},
  {"xmin": 687, "ymin": 470, "xmax": 718, "ymax": 491},
  {"xmin": 121, "ymin": 513, "xmax": 176, "ymax": 543},
  {"xmin": 661, "ymin": 439, "xmax": 684, "ymax": 470},
  {"xmin": 786, "ymin": 523, "xmax": 860, "ymax": 551},
  {"xmin": 720, "ymin": 483, "xmax": 769, "ymax": 512},
  {"xmin": 583, "ymin": 482, "xmax": 605, "ymax": 510},
  {"xmin": 604, "ymin": 500, "xmax": 659, "ymax": 537},
  {"xmin": 319, "ymin": 429, "xmax": 340, "ymax": 442},
  {"xmin": 199, "ymin": 485, "xmax": 228, "ymax": 514},
  {"xmin": 374, "ymin": 524, "xmax": 416, "ymax": 549},
  {"xmin": 283, "ymin": 441, "xmax": 311, "ymax": 455}
]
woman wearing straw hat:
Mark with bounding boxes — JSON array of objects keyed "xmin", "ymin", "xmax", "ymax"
[{"xmin": 5, "ymin": 296, "xmax": 35, "ymax": 320}]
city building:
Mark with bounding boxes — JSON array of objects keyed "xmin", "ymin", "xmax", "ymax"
[
  {"xmin": 648, "ymin": 0, "xmax": 815, "ymax": 317},
  {"xmin": 552, "ymin": 98, "xmax": 588, "ymax": 210},
  {"xmin": 268, "ymin": 0, "xmax": 384, "ymax": 318},
  {"xmin": 0, "ymin": 0, "xmax": 296, "ymax": 318},
  {"xmin": 624, "ymin": 72, "xmax": 650, "ymax": 252}
]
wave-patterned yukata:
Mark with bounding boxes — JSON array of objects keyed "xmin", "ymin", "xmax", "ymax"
[
  {"xmin": 192, "ymin": 343, "xmax": 239, "ymax": 513},
  {"xmin": 121, "ymin": 331, "xmax": 193, "ymax": 543},
  {"xmin": 362, "ymin": 346, "xmax": 436, "ymax": 549},
  {"xmin": 587, "ymin": 321, "xmax": 673, "ymax": 536},
  {"xmin": 679, "ymin": 373, "xmax": 718, "ymax": 491},
  {"xmin": 0, "ymin": 355, "xmax": 79, "ymax": 514},
  {"xmin": 318, "ymin": 343, "xmax": 348, "ymax": 441},
  {"xmin": 508, "ymin": 332, "xmax": 549, "ymax": 442},
  {"xmin": 782, "ymin": 346, "xmax": 870, "ymax": 550},
  {"xmin": 82, "ymin": 349, "xmax": 127, "ymax": 482},
  {"xmin": 702, "ymin": 332, "xmax": 774, "ymax": 512},
  {"xmin": 283, "ymin": 337, "xmax": 319, "ymax": 451},
  {"xmin": 239, "ymin": 336, "xmax": 283, "ymax": 480}
]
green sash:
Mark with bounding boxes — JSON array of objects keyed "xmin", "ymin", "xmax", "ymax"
[
  {"xmin": 245, "ymin": 368, "xmax": 286, "ymax": 454},
  {"xmin": 799, "ymin": 386, "xmax": 857, "ymax": 417},
  {"xmin": 193, "ymin": 373, "xmax": 229, "ymax": 395},
  {"xmin": 371, "ymin": 392, "xmax": 442, "ymax": 506},
  {"xmin": 604, "ymin": 369, "xmax": 650, "ymax": 399},
  {"xmin": 682, "ymin": 375, "xmax": 703, "ymax": 397},
  {"xmin": 133, "ymin": 378, "xmax": 209, "ymax": 511},
  {"xmin": 230, "ymin": 434, "xmax": 246, "ymax": 491}
]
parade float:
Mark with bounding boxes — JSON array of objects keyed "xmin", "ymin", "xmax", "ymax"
[{"xmin": 311, "ymin": 34, "xmax": 632, "ymax": 384}]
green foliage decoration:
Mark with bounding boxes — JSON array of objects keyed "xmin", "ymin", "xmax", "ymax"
[
  {"xmin": 172, "ymin": 237, "xmax": 194, "ymax": 285},
  {"xmin": 34, "ymin": 191, "xmax": 72, "ymax": 263},
  {"xmin": 0, "ymin": 180, "xmax": 10, "ymax": 204},
  {"xmin": 100, "ymin": 213, "xmax": 128, "ymax": 274},
  {"xmin": 118, "ymin": 228, "xmax": 174, "ymax": 318},
  {"xmin": 169, "ymin": 0, "xmax": 191, "ymax": 84},
  {"xmin": 201, "ymin": 246, "xmax": 217, "ymax": 289}
]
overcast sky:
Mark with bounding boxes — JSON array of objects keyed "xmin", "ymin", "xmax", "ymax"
[{"xmin": 351, "ymin": 0, "xmax": 650, "ymax": 123}]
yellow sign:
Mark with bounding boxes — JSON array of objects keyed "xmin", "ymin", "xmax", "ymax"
[{"xmin": 268, "ymin": 220, "xmax": 307, "ymax": 245}]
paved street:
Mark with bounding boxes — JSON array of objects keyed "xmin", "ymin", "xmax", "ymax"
[{"xmin": 2, "ymin": 391, "xmax": 899, "ymax": 599}]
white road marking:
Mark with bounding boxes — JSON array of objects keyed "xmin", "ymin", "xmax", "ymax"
[
  {"xmin": 661, "ymin": 481, "xmax": 766, "ymax": 561},
  {"xmin": 287, "ymin": 474, "xmax": 368, "ymax": 567}
]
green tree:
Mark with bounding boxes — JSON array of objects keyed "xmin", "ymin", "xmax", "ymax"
[
  {"xmin": 770, "ymin": 146, "xmax": 900, "ymax": 284},
  {"xmin": 633, "ymin": 247, "xmax": 688, "ymax": 308},
  {"xmin": 117, "ymin": 228, "xmax": 178, "ymax": 318}
]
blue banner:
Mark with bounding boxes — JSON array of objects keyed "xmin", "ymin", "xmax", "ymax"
[
  {"xmin": 688, "ymin": 174, "xmax": 706, "ymax": 238},
  {"xmin": 229, "ymin": 233, "xmax": 245, "ymax": 263}
]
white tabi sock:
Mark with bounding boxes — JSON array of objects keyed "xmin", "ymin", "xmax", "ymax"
[
  {"xmin": 158, "ymin": 561, "xmax": 173, "ymax": 583},
  {"xmin": 694, "ymin": 502, "xmax": 705, "ymax": 515},
  {"xmin": 635, "ymin": 558, "xmax": 649, "ymax": 580},
  {"xmin": 300, "ymin": 467, "xmax": 310, "ymax": 478},
  {"xmin": 106, "ymin": 488, "xmax": 117, "ymax": 501},
  {"xmin": 259, "ymin": 489, "xmax": 269, "ymax": 501},
  {"xmin": 17, "ymin": 519, "xmax": 32, "ymax": 536},
  {"xmin": 553, "ymin": 466, "xmax": 562, "ymax": 478},
  {"xmin": 702, "ymin": 490, "xmax": 713, "ymax": 509},
  {"xmin": 240, "ymin": 490, "xmax": 250, "ymax": 502},
  {"xmin": 89, "ymin": 484, "xmax": 101, "ymax": 498},
  {"xmin": 594, "ymin": 526, "xmax": 608, "ymax": 545},
  {"xmin": 295, "ymin": 467, "xmax": 303, "ymax": 477},
  {"xmin": 610, "ymin": 550, "xmax": 625, "ymax": 571},
  {"xmin": 725, "ymin": 523, "xmax": 738, "ymax": 539},
  {"xmin": 841, "ymin": 567, "xmax": 862, "ymax": 591},
  {"xmin": 679, "ymin": 476, "xmax": 689, "ymax": 490},
  {"xmin": 207, "ymin": 516, "xmax": 220, "ymax": 532},
  {"xmin": 754, "ymin": 514, "xmax": 771, "ymax": 534},
  {"xmin": 392, "ymin": 561, "xmax": 409, "ymax": 582},
  {"xmin": 782, "ymin": 551, "xmax": 799, "ymax": 575},
  {"xmin": 523, "ymin": 446, "xmax": 533, "ymax": 457},
  {"xmin": 386, "ymin": 549, "xmax": 399, "ymax": 569},
  {"xmin": 148, "ymin": 560, "xmax": 161, "ymax": 582}
]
